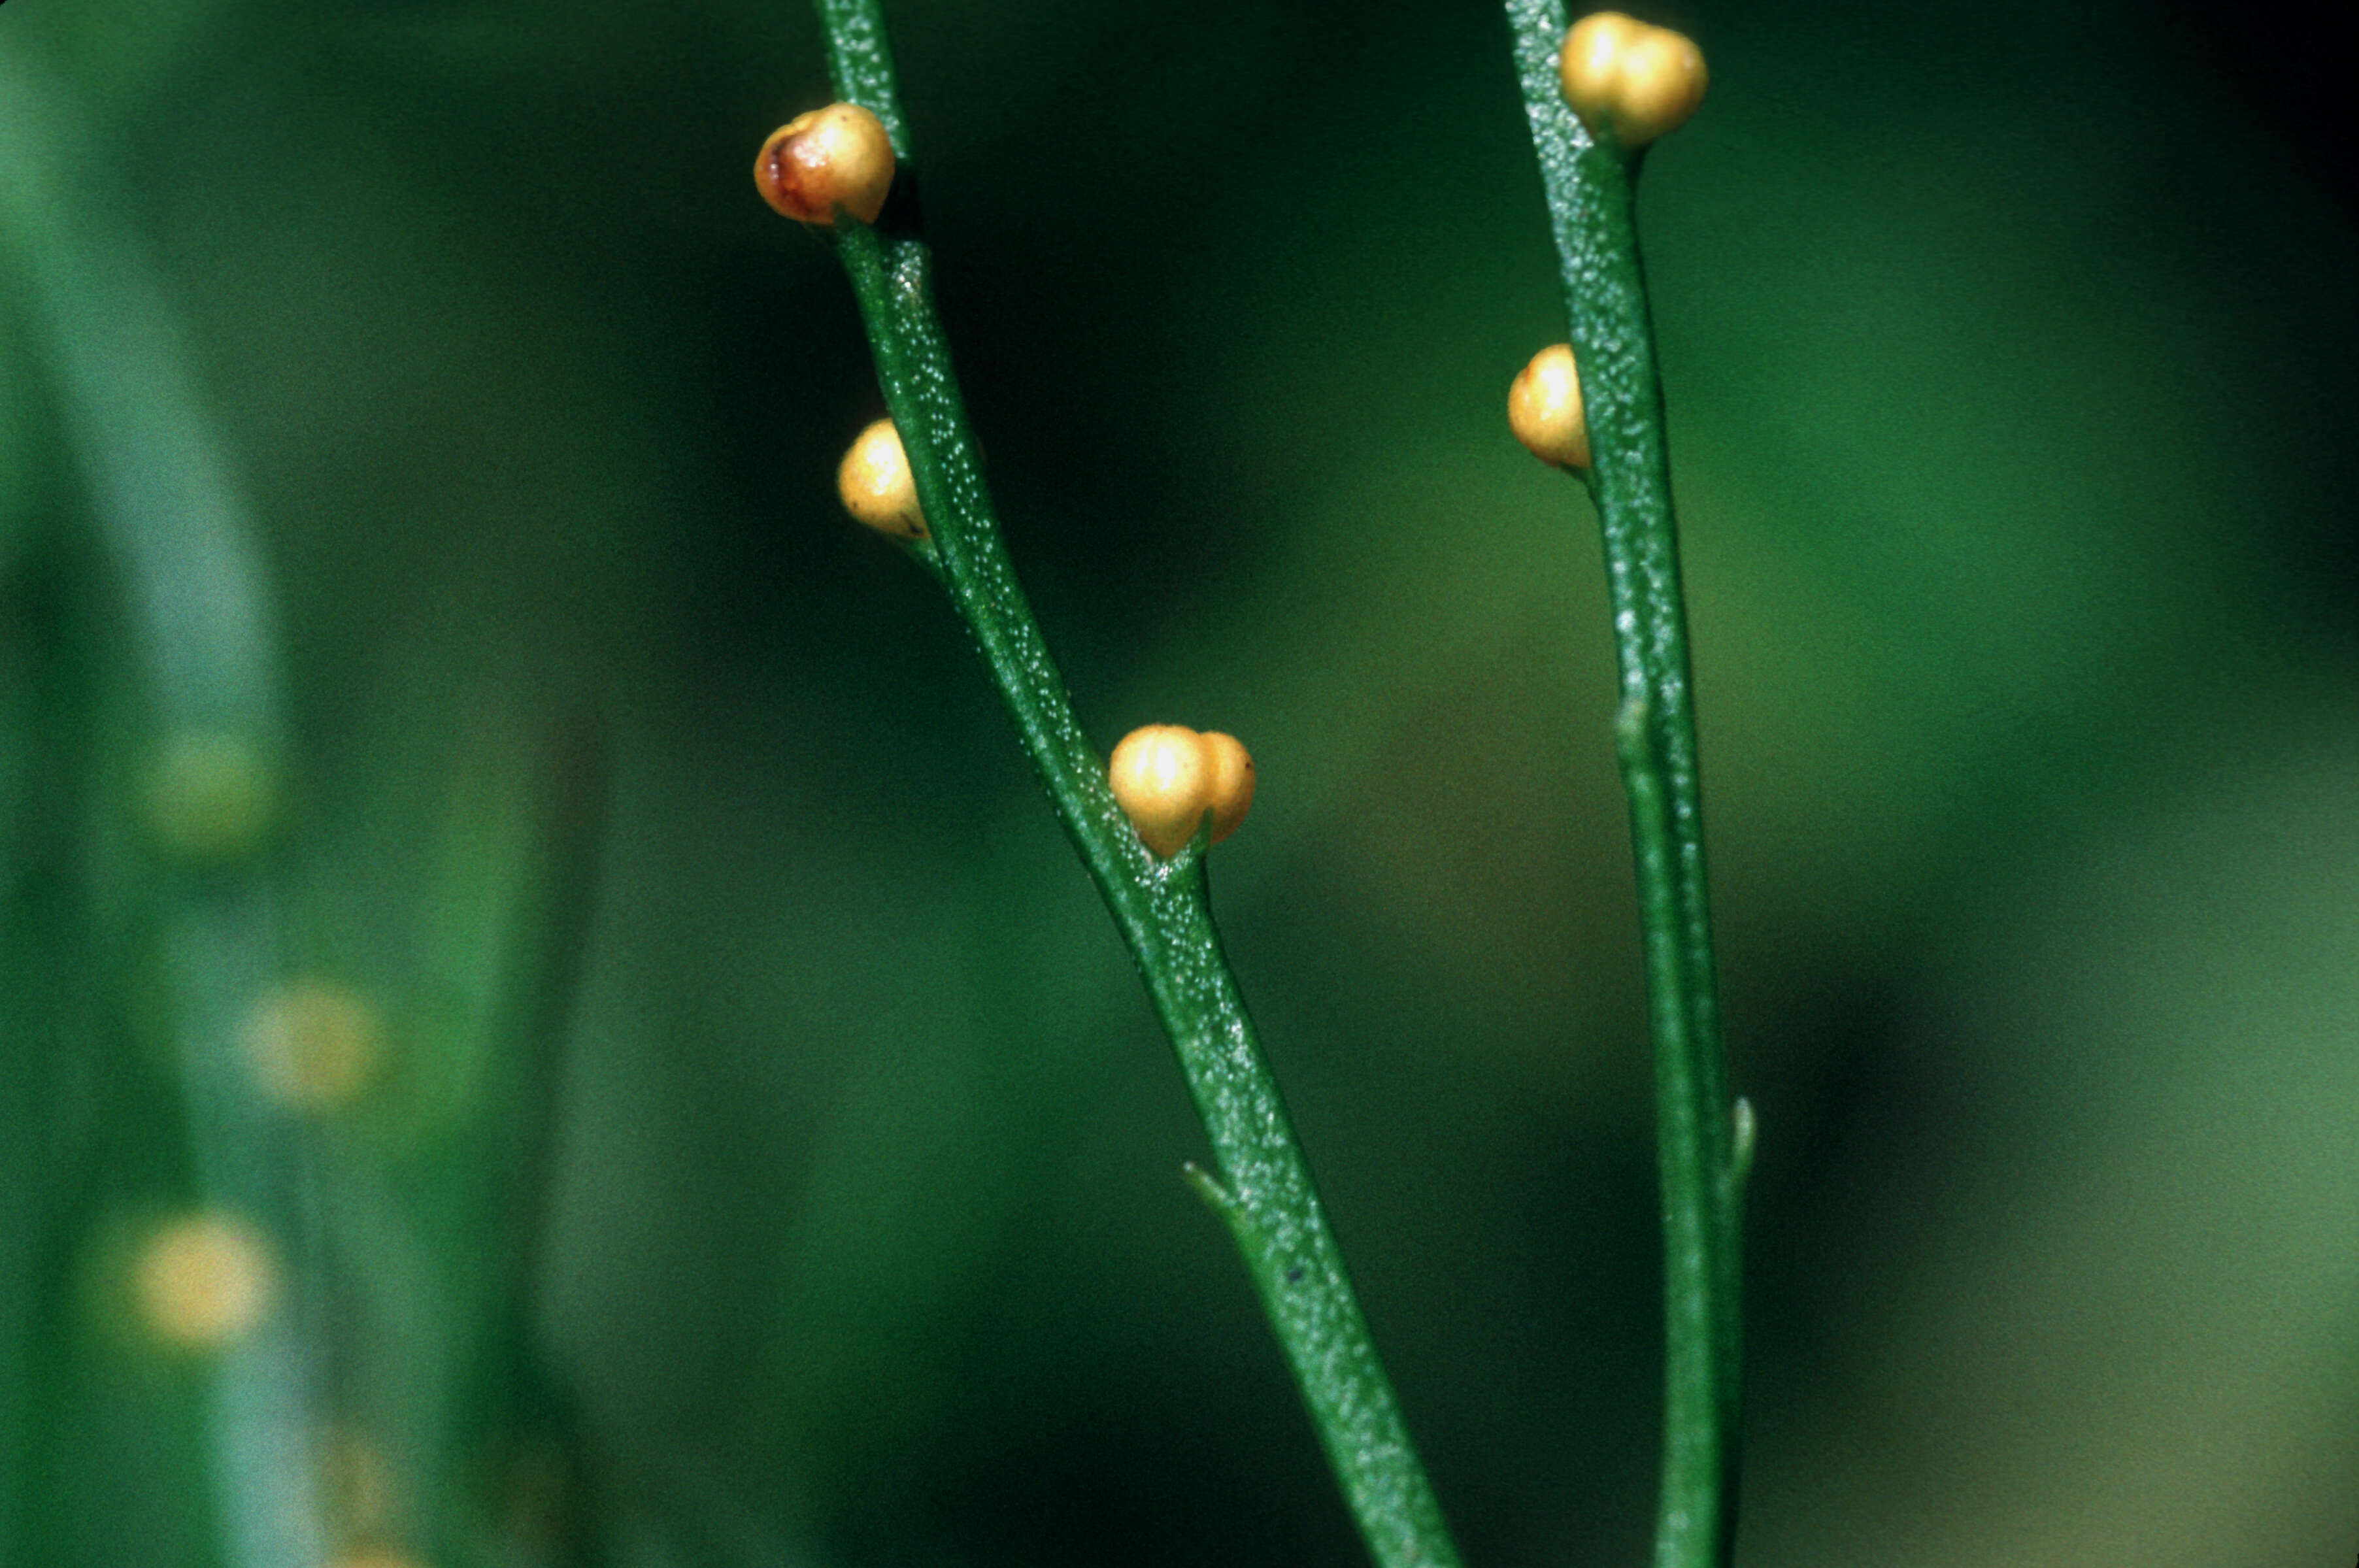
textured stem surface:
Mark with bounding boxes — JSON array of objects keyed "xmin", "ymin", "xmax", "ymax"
[
  {"xmin": 1503, "ymin": 5, "xmax": 1744, "ymax": 1567},
  {"xmin": 807, "ymin": 7, "xmax": 1464, "ymax": 1566}
]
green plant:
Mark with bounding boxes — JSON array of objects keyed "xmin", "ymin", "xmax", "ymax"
[
  {"xmin": 1, "ymin": 48, "xmax": 604, "ymax": 1566},
  {"xmin": 10, "ymin": 1, "xmax": 2359, "ymax": 1564},
  {"xmin": 786, "ymin": 5, "xmax": 1741, "ymax": 1568},
  {"xmin": 788, "ymin": 6, "xmax": 1464, "ymax": 1565},
  {"xmin": 1503, "ymin": 8, "xmax": 1745, "ymax": 1565}
]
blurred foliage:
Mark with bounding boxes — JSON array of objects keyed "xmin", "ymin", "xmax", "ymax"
[{"xmin": 2, "ymin": 1, "xmax": 2356, "ymax": 1566}]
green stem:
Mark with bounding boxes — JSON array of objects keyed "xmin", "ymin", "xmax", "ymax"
[
  {"xmin": 1501, "ymin": 6, "xmax": 1743, "ymax": 1567},
  {"xmin": 3, "ymin": 49, "xmax": 325, "ymax": 1568},
  {"xmin": 803, "ymin": 7, "xmax": 1464, "ymax": 1567}
]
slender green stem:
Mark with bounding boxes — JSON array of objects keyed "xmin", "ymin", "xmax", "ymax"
[
  {"xmin": 3, "ymin": 50, "xmax": 327, "ymax": 1568},
  {"xmin": 1501, "ymin": 5, "xmax": 1744, "ymax": 1567},
  {"xmin": 803, "ymin": 7, "xmax": 1463, "ymax": 1566}
]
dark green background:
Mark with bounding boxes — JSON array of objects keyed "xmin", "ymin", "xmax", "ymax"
[{"xmin": 3, "ymin": 1, "xmax": 2356, "ymax": 1564}]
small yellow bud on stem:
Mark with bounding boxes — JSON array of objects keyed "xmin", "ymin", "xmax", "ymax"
[
  {"xmin": 134, "ymin": 1212, "xmax": 278, "ymax": 1350},
  {"xmin": 1108, "ymin": 725, "xmax": 1256, "ymax": 859},
  {"xmin": 836, "ymin": 418, "xmax": 927, "ymax": 539},
  {"xmin": 755, "ymin": 103, "xmax": 896, "ymax": 225},
  {"xmin": 1509, "ymin": 343, "xmax": 1591, "ymax": 470},
  {"xmin": 1559, "ymin": 12, "xmax": 1707, "ymax": 148},
  {"xmin": 240, "ymin": 979, "xmax": 383, "ymax": 1110}
]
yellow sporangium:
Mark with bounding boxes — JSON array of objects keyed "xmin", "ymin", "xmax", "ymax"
[
  {"xmin": 239, "ymin": 979, "xmax": 384, "ymax": 1111},
  {"xmin": 1558, "ymin": 12, "xmax": 1707, "ymax": 149},
  {"xmin": 755, "ymin": 103, "xmax": 896, "ymax": 225},
  {"xmin": 837, "ymin": 418, "xmax": 927, "ymax": 539},
  {"xmin": 134, "ymin": 1211, "xmax": 278, "ymax": 1351},
  {"xmin": 1509, "ymin": 342, "xmax": 1591, "ymax": 470},
  {"xmin": 1109, "ymin": 726, "xmax": 1255, "ymax": 859}
]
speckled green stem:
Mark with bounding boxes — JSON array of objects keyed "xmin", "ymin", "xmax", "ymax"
[
  {"xmin": 1503, "ymin": 5, "xmax": 1746, "ymax": 1567},
  {"xmin": 801, "ymin": 5, "xmax": 1464, "ymax": 1565}
]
